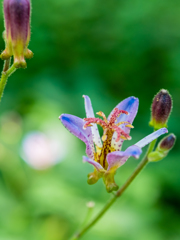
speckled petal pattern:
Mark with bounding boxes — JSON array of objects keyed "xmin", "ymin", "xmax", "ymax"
[
  {"xmin": 108, "ymin": 97, "xmax": 139, "ymax": 151},
  {"xmin": 107, "ymin": 145, "xmax": 142, "ymax": 171},
  {"xmin": 83, "ymin": 95, "xmax": 102, "ymax": 148},
  {"xmin": 59, "ymin": 114, "xmax": 95, "ymax": 159}
]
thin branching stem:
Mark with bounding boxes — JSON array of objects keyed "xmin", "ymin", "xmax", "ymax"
[
  {"xmin": 0, "ymin": 64, "xmax": 16, "ymax": 102},
  {"xmin": 70, "ymin": 139, "xmax": 156, "ymax": 240}
]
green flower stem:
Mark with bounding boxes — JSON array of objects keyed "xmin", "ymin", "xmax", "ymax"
[
  {"xmin": 70, "ymin": 139, "xmax": 157, "ymax": 240},
  {"xmin": 81, "ymin": 203, "xmax": 95, "ymax": 228},
  {"xmin": 0, "ymin": 64, "xmax": 16, "ymax": 102},
  {"xmin": 116, "ymin": 139, "xmax": 156, "ymax": 198}
]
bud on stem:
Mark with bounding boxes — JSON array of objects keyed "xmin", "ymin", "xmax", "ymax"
[
  {"xmin": 149, "ymin": 89, "xmax": 172, "ymax": 129},
  {"xmin": 1, "ymin": 0, "xmax": 33, "ymax": 68},
  {"xmin": 148, "ymin": 133, "xmax": 176, "ymax": 162}
]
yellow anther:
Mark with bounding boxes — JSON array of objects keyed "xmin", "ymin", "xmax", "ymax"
[
  {"xmin": 121, "ymin": 135, "xmax": 131, "ymax": 140},
  {"xmin": 117, "ymin": 121, "xmax": 133, "ymax": 128},
  {"xmin": 83, "ymin": 123, "xmax": 93, "ymax": 129},
  {"xmin": 96, "ymin": 111, "xmax": 107, "ymax": 122},
  {"xmin": 102, "ymin": 134, "xmax": 107, "ymax": 142},
  {"xmin": 125, "ymin": 124, "xmax": 134, "ymax": 128},
  {"xmin": 121, "ymin": 135, "xmax": 128, "ymax": 140}
]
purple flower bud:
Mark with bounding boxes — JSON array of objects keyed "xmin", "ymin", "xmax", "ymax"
[
  {"xmin": 158, "ymin": 133, "xmax": 176, "ymax": 151},
  {"xmin": 149, "ymin": 89, "xmax": 172, "ymax": 129},
  {"xmin": 148, "ymin": 133, "xmax": 176, "ymax": 162},
  {"xmin": 1, "ymin": 0, "xmax": 33, "ymax": 68}
]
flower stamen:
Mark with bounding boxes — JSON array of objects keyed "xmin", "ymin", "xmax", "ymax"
[
  {"xmin": 83, "ymin": 118, "xmax": 107, "ymax": 130},
  {"xmin": 83, "ymin": 108, "xmax": 132, "ymax": 143},
  {"xmin": 111, "ymin": 125, "xmax": 132, "ymax": 142},
  {"xmin": 96, "ymin": 111, "xmax": 107, "ymax": 122},
  {"xmin": 116, "ymin": 121, "xmax": 134, "ymax": 128},
  {"xmin": 109, "ymin": 108, "xmax": 128, "ymax": 125}
]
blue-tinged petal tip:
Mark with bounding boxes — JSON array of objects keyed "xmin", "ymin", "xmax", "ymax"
[
  {"xmin": 125, "ymin": 145, "xmax": 142, "ymax": 159},
  {"xmin": 128, "ymin": 96, "xmax": 139, "ymax": 105},
  {"xmin": 162, "ymin": 127, "xmax": 168, "ymax": 134},
  {"xmin": 59, "ymin": 114, "xmax": 77, "ymax": 125},
  {"xmin": 59, "ymin": 114, "xmax": 70, "ymax": 122}
]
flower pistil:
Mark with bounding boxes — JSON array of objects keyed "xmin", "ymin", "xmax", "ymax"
[{"xmin": 83, "ymin": 108, "xmax": 133, "ymax": 170}]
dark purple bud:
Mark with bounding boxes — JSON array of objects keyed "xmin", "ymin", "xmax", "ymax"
[
  {"xmin": 1, "ymin": 0, "xmax": 33, "ymax": 68},
  {"xmin": 149, "ymin": 89, "xmax": 172, "ymax": 129},
  {"xmin": 158, "ymin": 133, "xmax": 176, "ymax": 151},
  {"xmin": 148, "ymin": 133, "xmax": 176, "ymax": 162}
]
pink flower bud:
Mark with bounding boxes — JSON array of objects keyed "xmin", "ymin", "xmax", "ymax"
[
  {"xmin": 149, "ymin": 89, "xmax": 172, "ymax": 129},
  {"xmin": 1, "ymin": 0, "xmax": 33, "ymax": 68}
]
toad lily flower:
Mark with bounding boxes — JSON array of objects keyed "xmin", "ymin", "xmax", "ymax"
[{"xmin": 59, "ymin": 96, "xmax": 168, "ymax": 192}]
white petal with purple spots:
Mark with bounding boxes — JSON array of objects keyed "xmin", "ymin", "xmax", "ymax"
[
  {"xmin": 108, "ymin": 97, "xmax": 139, "ymax": 151},
  {"xmin": 83, "ymin": 95, "xmax": 102, "ymax": 148}
]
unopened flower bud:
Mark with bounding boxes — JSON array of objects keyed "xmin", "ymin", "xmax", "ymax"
[
  {"xmin": 1, "ymin": 0, "xmax": 33, "ymax": 68},
  {"xmin": 148, "ymin": 133, "xmax": 176, "ymax": 162},
  {"xmin": 158, "ymin": 133, "xmax": 176, "ymax": 151},
  {"xmin": 149, "ymin": 89, "xmax": 172, "ymax": 129},
  {"xmin": 86, "ymin": 201, "xmax": 95, "ymax": 208}
]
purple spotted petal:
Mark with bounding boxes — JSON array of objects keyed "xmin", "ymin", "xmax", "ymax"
[
  {"xmin": 135, "ymin": 128, "xmax": 168, "ymax": 148},
  {"xmin": 107, "ymin": 145, "xmax": 142, "ymax": 171},
  {"xmin": 108, "ymin": 96, "xmax": 139, "ymax": 124},
  {"xmin": 83, "ymin": 95, "xmax": 102, "ymax": 148},
  {"xmin": 59, "ymin": 114, "xmax": 95, "ymax": 159},
  {"xmin": 83, "ymin": 156, "xmax": 104, "ymax": 172},
  {"xmin": 108, "ymin": 97, "xmax": 139, "ymax": 151}
]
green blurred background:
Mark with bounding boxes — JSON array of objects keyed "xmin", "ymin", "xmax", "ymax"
[{"xmin": 0, "ymin": 0, "xmax": 180, "ymax": 239}]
